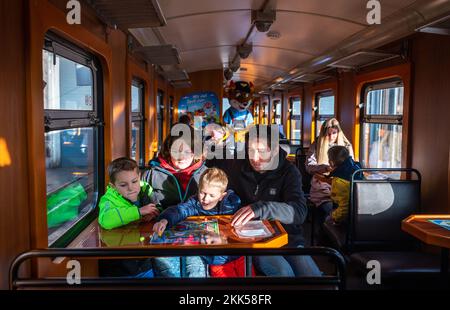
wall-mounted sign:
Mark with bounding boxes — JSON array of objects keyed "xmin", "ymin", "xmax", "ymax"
[{"xmin": 178, "ymin": 91, "xmax": 220, "ymax": 128}]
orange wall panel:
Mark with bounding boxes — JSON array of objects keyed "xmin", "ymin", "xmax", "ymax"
[
  {"xmin": 411, "ymin": 33, "xmax": 450, "ymax": 213},
  {"xmin": 0, "ymin": 0, "xmax": 31, "ymax": 290}
]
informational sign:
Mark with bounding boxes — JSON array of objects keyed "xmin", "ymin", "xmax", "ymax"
[{"xmin": 178, "ymin": 91, "xmax": 220, "ymax": 128}]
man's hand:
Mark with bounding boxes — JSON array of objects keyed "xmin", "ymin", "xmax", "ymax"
[
  {"xmin": 152, "ymin": 219, "xmax": 168, "ymax": 236},
  {"xmin": 231, "ymin": 205, "xmax": 255, "ymax": 227},
  {"xmin": 140, "ymin": 203, "xmax": 160, "ymax": 221}
]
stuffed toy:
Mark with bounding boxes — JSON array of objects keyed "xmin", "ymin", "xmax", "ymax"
[{"xmin": 223, "ymin": 80, "xmax": 255, "ymax": 129}]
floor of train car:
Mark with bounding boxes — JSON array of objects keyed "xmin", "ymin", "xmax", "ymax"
[{"xmin": 302, "ymin": 215, "xmax": 448, "ymax": 290}]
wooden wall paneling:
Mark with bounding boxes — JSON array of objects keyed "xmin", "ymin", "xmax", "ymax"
[
  {"xmin": 27, "ymin": 0, "xmax": 113, "ymax": 277},
  {"xmin": 174, "ymin": 69, "xmax": 224, "ymax": 122},
  {"xmin": 337, "ymin": 71, "xmax": 356, "ymax": 147},
  {"xmin": 303, "ymin": 84, "xmax": 313, "ymax": 148},
  {"xmin": 0, "ymin": 0, "xmax": 32, "ymax": 289},
  {"xmin": 410, "ymin": 33, "xmax": 450, "ymax": 213},
  {"xmin": 110, "ymin": 30, "xmax": 127, "ymax": 160}
]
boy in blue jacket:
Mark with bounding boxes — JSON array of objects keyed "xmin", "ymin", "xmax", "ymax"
[{"xmin": 153, "ymin": 168, "xmax": 251, "ymax": 277}]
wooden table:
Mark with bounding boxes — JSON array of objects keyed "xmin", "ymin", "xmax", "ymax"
[
  {"xmin": 402, "ymin": 214, "xmax": 450, "ymax": 276},
  {"xmin": 68, "ymin": 215, "xmax": 288, "ymax": 277}
]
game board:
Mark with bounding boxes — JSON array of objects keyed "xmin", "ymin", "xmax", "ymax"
[{"xmin": 150, "ymin": 219, "xmax": 220, "ymax": 245}]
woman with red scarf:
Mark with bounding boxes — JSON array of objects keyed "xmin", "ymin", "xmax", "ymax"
[{"xmin": 142, "ymin": 125, "xmax": 207, "ymax": 277}]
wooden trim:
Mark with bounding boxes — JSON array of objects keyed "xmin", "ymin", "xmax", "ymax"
[
  {"xmin": 310, "ymin": 80, "xmax": 338, "ymax": 143},
  {"xmin": 402, "ymin": 214, "xmax": 450, "ymax": 249},
  {"xmin": 353, "ymin": 63, "xmax": 411, "ymax": 164},
  {"xmin": 27, "ymin": 0, "xmax": 113, "ymax": 249}
]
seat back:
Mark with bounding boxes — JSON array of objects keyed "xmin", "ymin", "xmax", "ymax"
[
  {"xmin": 295, "ymin": 147, "xmax": 312, "ymax": 195},
  {"xmin": 348, "ymin": 169, "xmax": 421, "ymax": 250}
]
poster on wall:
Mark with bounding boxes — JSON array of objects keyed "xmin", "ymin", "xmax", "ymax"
[{"xmin": 178, "ymin": 91, "xmax": 220, "ymax": 128}]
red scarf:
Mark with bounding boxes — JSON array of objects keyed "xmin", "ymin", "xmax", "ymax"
[{"xmin": 158, "ymin": 155, "xmax": 203, "ymax": 192}]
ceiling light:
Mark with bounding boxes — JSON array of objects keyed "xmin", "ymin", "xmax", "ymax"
[
  {"xmin": 237, "ymin": 43, "xmax": 253, "ymax": 59},
  {"xmin": 252, "ymin": 9, "xmax": 276, "ymax": 32}
]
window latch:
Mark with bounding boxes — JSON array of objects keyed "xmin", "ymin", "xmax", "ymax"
[
  {"xmin": 44, "ymin": 115, "xmax": 52, "ymax": 132},
  {"xmin": 88, "ymin": 112, "xmax": 104, "ymax": 127}
]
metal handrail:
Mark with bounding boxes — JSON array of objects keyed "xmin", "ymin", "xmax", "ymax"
[{"xmin": 10, "ymin": 247, "xmax": 346, "ymax": 290}]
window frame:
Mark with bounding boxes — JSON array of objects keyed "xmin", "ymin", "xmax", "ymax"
[
  {"xmin": 314, "ymin": 90, "xmax": 335, "ymax": 137},
  {"xmin": 272, "ymin": 99, "xmax": 282, "ymax": 125},
  {"xmin": 131, "ymin": 78, "xmax": 146, "ymax": 167},
  {"xmin": 43, "ymin": 32, "xmax": 104, "ymax": 248},
  {"xmin": 289, "ymin": 96, "xmax": 302, "ymax": 145},
  {"xmin": 359, "ymin": 78, "xmax": 404, "ymax": 168}
]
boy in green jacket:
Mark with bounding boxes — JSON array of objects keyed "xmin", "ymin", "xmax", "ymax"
[
  {"xmin": 99, "ymin": 157, "xmax": 161, "ymax": 230},
  {"xmin": 98, "ymin": 157, "xmax": 161, "ymax": 278}
]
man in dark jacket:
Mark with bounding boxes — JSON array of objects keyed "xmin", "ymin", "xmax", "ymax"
[{"xmin": 226, "ymin": 125, "xmax": 321, "ymax": 276}]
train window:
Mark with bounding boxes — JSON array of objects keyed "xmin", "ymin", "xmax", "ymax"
[
  {"xmin": 131, "ymin": 79, "xmax": 145, "ymax": 166},
  {"xmin": 43, "ymin": 33, "xmax": 103, "ymax": 247},
  {"xmin": 253, "ymin": 103, "xmax": 260, "ymax": 124},
  {"xmin": 273, "ymin": 100, "xmax": 282, "ymax": 125},
  {"xmin": 289, "ymin": 97, "xmax": 302, "ymax": 145},
  {"xmin": 222, "ymin": 97, "xmax": 230, "ymax": 115},
  {"xmin": 314, "ymin": 90, "xmax": 335, "ymax": 136},
  {"xmin": 262, "ymin": 102, "xmax": 268, "ymax": 125},
  {"xmin": 360, "ymin": 79, "xmax": 404, "ymax": 169},
  {"xmin": 157, "ymin": 90, "xmax": 164, "ymax": 149}
]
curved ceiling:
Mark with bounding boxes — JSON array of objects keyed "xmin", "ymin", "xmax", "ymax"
[{"xmin": 130, "ymin": 0, "xmax": 418, "ymax": 89}]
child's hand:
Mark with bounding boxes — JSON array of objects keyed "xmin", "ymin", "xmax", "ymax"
[
  {"xmin": 140, "ymin": 203, "xmax": 160, "ymax": 220},
  {"xmin": 152, "ymin": 219, "xmax": 168, "ymax": 236},
  {"xmin": 202, "ymin": 232, "xmax": 222, "ymax": 244}
]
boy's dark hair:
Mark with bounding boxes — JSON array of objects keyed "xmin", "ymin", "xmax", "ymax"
[
  {"xmin": 108, "ymin": 157, "xmax": 138, "ymax": 183},
  {"xmin": 327, "ymin": 145, "xmax": 350, "ymax": 166}
]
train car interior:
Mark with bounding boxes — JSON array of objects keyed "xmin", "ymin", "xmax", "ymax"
[{"xmin": 1, "ymin": 0, "xmax": 450, "ymax": 292}]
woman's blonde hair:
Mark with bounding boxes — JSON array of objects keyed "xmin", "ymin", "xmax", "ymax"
[{"xmin": 316, "ymin": 118, "xmax": 351, "ymax": 165}]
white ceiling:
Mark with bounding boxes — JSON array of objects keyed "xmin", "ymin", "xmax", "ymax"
[{"xmin": 130, "ymin": 0, "xmax": 418, "ymax": 88}]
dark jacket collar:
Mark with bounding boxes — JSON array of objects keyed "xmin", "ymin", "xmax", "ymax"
[{"xmin": 330, "ymin": 157, "xmax": 362, "ymax": 181}]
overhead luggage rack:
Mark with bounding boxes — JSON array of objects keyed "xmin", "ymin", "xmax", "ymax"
[
  {"xmin": 86, "ymin": 0, "xmax": 167, "ymax": 29},
  {"xmin": 134, "ymin": 45, "xmax": 181, "ymax": 65},
  {"xmin": 328, "ymin": 50, "xmax": 400, "ymax": 70}
]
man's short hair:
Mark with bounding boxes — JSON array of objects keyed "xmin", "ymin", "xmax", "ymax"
[
  {"xmin": 199, "ymin": 168, "xmax": 228, "ymax": 192},
  {"xmin": 327, "ymin": 145, "xmax": 350, "ymax": 166},
  {"xmin": 108, "ymin": 157, "xmax": 138, "ymax": 183},
  {"xmin": 245, "ymin": 124, "xmax": 278, "ymax": 151}
]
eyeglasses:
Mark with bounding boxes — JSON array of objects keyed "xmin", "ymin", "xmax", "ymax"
[{"xmin": 171, "ymin": 150, "xmax": 194, "ymax": 157}]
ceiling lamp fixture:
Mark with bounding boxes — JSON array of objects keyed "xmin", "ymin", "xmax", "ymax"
[
  {"xmin": 224, "ymin": 68, "xmax": 233, "ymax": 81},
  {"xmin": 237, "ymin": 43, "xmax": 253, "ymax": 59},
  {"xmin": 252, "ymin": 9, "xmax": 276, "ymax": 32},
  {"xmin": 229, "ymin": 56, "xmax": 241, "ymax": 72}
]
